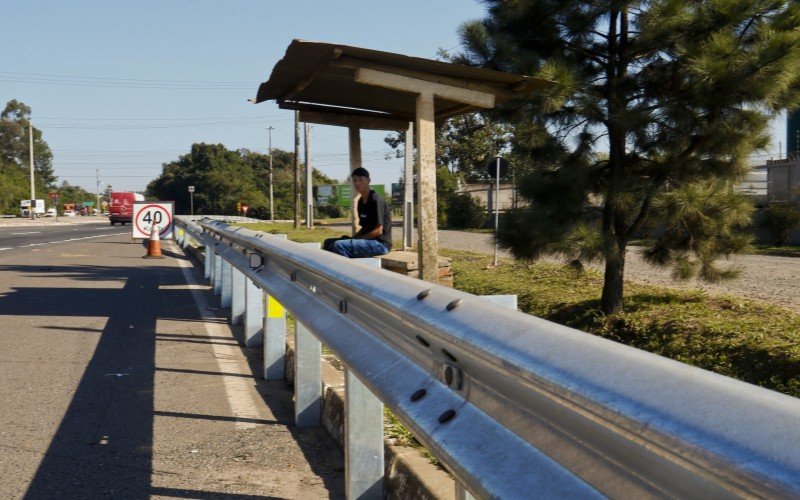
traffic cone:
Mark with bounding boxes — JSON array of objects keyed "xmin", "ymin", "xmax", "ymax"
[{"xmin": 143, "ymin": 226, "xmax": 165, "ymax": 259}]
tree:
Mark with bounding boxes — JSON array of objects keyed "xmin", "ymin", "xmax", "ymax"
[
  {"xmin": 458, "ymin": 0, "xmax": 800, "ymax": 312},
  {"xmin": 146, "ymin": 143, "xmax": 336, "ymax": 218},
  {"xmin": 0, "ymin": 100, "xmax": 56, "ymax": 187},
  {"xmin": 759, "ymin": 204, "xmax": 800, "ymax": 246}
]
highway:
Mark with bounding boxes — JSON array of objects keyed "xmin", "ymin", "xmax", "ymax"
[
  {"xmin": 0, "ymin": 220, "xmax": 128, "ymax": 254},
  {"xmin": 0, "ymin": 226, "xmax": 344, "ymax": 498}
]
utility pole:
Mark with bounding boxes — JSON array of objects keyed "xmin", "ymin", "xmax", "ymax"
[
  {"xmin": 268, "ymin": 126, "xmax": 274, "ymax": 222},
  {"xmin": 294, "ymin": 111, "xmax": 300, "ymax": 229},
  {"xmin": 403, "ymin": 122, "xmax": 414, "ymax": 250},
  {"xmin": 28, "ymin": 122, "xmax": 35, "ymax": 220},
  {"xmin": 96, "ymin": 169, "xmax": 101, "ymax": 216},
  {"xmin": 304, "ymin": 123, "xmax": 313, "ymax": 228}
]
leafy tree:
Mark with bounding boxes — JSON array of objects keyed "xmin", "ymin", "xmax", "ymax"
[
  {"xmin": 759, "ymin": 204, "xmax": 800, "ymax": 246},
  {"xmin": 146, "ymin": 143, "xmax": 336, "ymax": 218},
  {"xmin": 0, "ymin": 100, "xmax": 56, "ymax": 187},
  {"xmin": 458, "ymin": 0, "xmax": 800, "ymax": 312},
  {"xmin": 446, "ymin": 192, "xmax": 487, "ymax": 228}
]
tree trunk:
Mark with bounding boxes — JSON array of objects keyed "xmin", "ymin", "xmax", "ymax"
[{"xmin": 601, "ymin": 240, "xmax": 625, "ymax": 313}]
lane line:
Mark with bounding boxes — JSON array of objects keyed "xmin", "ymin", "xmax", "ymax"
[
  {"xmin": 7, "ymin": 232, "xmax": 129, "ymax": 249},
  {"xmin": 11, "ymin": 231, "xmax": 41, "ymax": 235}
]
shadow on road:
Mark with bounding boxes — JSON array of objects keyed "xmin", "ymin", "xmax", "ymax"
[{"xmin": 0, "ymin": 249, "xmax": 345, "ymax": 498}]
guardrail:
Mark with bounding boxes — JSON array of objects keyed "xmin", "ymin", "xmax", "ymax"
[{"xmin": 174, "ymin": 216, "xmax": 800, "ymax": 499}]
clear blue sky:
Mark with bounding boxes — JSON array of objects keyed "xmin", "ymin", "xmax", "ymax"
[
  {"xmin": 1, "ymin": 0, "xmax": 488, "ymax": 193},
  {"xmin": 1, "ymin": 1, "xmax": 786, "ymax": 195}
]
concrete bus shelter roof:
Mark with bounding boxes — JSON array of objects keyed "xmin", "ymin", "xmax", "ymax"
[{"xmin": 255, "ymin": 39, "xmax": 553, "ymax": 128}]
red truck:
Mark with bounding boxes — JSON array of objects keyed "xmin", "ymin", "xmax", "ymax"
[{"xmin": 108, "ymin": 192, "xmax": 145, "ymax": 225}]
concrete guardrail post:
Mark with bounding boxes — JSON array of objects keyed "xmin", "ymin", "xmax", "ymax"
[
  {"xmin": 294, "ymin": 242, "xmax": 322, "ymax": 428},
  {"xmin": 213, "ymin": 250, "xmax": 222, "ymax": 295},
  {"xmin": 231, "ymin": 266, "xmax": 245, "ymax": 325},
  {"xmin": 244, "ymin": 276, "xmax": 263, "ymax": 347},
  {"xmin": 263, "ymin": 234, "xmax": 288, "ymax": 380},
  {"xmin": 221, "ymin": 259, "xmax": 233, "ymax": 307},
  {"xmin": 346, "ymin": 257, "xmax": 384, "ymax": 500}
]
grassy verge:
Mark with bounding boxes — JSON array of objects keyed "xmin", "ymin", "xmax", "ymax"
[
  {"xmin": 445, "ymin": 249, "xmax": 800, "ymax": 398},
  {"xmin": 752, "ymin": 245, "xmax": 800, "ymax": 257}
]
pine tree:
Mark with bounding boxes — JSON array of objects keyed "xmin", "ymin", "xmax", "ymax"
[{"xmin": 458, "ymin": 0, "xmax": 800, "ymax": 312}]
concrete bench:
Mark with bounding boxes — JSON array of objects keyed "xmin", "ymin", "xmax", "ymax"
[{"xmin": 380, "ymin": 251, "xmax": 453, "ymax": 287}]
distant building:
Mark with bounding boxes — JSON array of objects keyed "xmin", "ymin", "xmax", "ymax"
[
  {"xmin": 736, "ymin": 166, "xmax": 767, "ymax": 206},
  {"xmin": 456, "ymin": 182, "xmax": 516, "ymax": 211},
  {"xmin": 764, "ymin": 158, "xmax": 800, "ymax": 204}
]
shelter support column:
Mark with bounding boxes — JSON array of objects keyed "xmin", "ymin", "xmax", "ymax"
[
  {"xmin": 416, "ymin": 92, "xmax": 438, "ymax": 282},
  {"xmin": 349, "ymin": 126, "xmax": 362, "ymax": 234}
]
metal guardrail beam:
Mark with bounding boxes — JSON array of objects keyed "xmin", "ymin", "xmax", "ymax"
[{"xmin": 176, "ymin": 217, "xmax": 800, "ymax": 499}]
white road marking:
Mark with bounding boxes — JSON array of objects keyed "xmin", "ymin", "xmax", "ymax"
[
  {"xmin": 3, "ymin": 232, "xmax": 128, "ymax": 249},
  {"xmin": 174, "ymin": 244, "xmax": 265, "ymax": 429},
  {"xmin": 11, "ymin": 231, "xmax": 41, "ymax": 235}
]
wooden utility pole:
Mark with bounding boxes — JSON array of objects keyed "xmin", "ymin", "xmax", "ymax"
[
  {"xmin": 268, "ymin": 126, "xmax": 274, "ymax": 221},
  {"xmin": 304, "ymin": 123, "xmax": 313, "ymax": 228},
  {"xmin": 29, "ymin": 122, "xmax": 35, "ymax": 220},
  {"xmin": 294, "ymin": 111, "xmax": 300, "ymax": 228},
  {"xmin": 403, "ymin": 122, "xmax": 415, "ymax": 250}
]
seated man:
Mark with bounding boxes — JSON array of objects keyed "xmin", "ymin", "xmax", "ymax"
[{"xmin": 324, "ymin": 167, "xmax": 392, "ymax": 258}]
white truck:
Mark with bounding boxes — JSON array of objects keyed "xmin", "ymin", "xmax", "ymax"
[{"xmin": 20, "ymin": 199, "xmax": 45, "ymax": 217}]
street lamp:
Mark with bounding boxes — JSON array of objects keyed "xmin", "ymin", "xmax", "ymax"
[{"xmin": 188, "ymin": 185, "xmax": 195, "ymax": 216}]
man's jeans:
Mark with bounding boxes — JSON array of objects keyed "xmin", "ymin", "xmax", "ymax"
[{"xmin": 328, "ymin": 238, "xmax": 389, "ymax": 258}]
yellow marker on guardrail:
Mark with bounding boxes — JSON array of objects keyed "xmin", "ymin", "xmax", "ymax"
[{"xmin": 267, "ymin": 295, "xmax": 284, "ymax": 318}]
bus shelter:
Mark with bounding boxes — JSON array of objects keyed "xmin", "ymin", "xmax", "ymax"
[{"xmin": 254, "ymin": 39, "xmax": 552, "ymax": 281}]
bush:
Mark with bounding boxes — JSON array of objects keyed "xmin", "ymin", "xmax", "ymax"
[
  {"xmin": 445, "ymin": 193, "xmax": 487, "ymax": 229},
  {"xmin": 760, "ymin": 204, "xmax": 800, "ymax": 246}
]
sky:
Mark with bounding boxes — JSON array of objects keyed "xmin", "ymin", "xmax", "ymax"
[
  {"xmin": 1, "ymin": 1, "xmax": 788, "ymax": 196},
  {"xmin": 1, "ymin": 0, "xmax": 488, "ymax": 194}
]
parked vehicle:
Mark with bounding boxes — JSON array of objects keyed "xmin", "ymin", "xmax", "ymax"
[
  {"xmin": 44, "ymin": 208, "xmax": 56, "ymax": 217},
  {"xmin": 63, "ymin": 210, "xmax": 76, "ymax": 217},
  {"xmin": 20, "ymin": 199, "xmax": 45, "ymax": 217},
  {"xmin": 108, "ymin": 192, "xmax": 144, "ymax": 225}
]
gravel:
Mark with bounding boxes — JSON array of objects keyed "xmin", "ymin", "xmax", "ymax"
[{"xmin": 438, "ymin": 229, "xmax": 800, "ymax": 313}]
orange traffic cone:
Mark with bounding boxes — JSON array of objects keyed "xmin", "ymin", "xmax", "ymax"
[{"xmin": 143, "ymin": 226, "xmax": 165, "ymax": 259}]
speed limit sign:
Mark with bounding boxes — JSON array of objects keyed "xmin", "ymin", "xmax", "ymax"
[{"xmin": 132, "ymin": 201, "xmax": 174, "ymax": 239}]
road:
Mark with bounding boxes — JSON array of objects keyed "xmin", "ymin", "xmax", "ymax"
[
  {"xmin": 0, "ymin": 226, "xmax": 344, "ymax": 498},
  {"xmin": 0, "ymin": 219, "xmax": 125, "ymax": 253}
]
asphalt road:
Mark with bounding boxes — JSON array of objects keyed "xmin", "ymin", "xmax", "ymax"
[
  {"xmin": 0, "ymin": 229, "xmax": 344, "ymax": 498},
  {"xmin": 0, "ymin": 220, "xmax": 126, "ymax": 253}
]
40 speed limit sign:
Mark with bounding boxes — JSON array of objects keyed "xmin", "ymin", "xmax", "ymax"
[{"xmin": 132, "ymin": 201, "xmax": 174, "ymax": 239}]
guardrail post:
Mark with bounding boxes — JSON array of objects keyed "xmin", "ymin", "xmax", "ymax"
[
  {"xmin": 263, "ymin": 234, "xmax": 288, "ymax": 380},
  {"xmin": 204, "ymin": 242, "xmax": 212, "ymax": 279},
  {"xmin": 454, "ymin": 294, "xmax": 519, "ymax": 500},
  {"xmin": 294, "ymin": 242, "xmax": 322, "ymax": 428},
  {"xmin": 221, "ymin": 259, "xmax": 233, "ymax": 307},
  {"xmin": 346, "ymin": 257, "xmax": 384, "ymax": 499},
  {"xmin": 231, "ymin": 266, "xmax": 245, "ymax": 325},
  {"xmin": 213, "ymin": 250, "xmax": 222, "ymax": 295},
  {"xmin": 244, "ymin": 277, "xmax": 263, "ymax": 347},
  {"xmin": 264, "ymin": 294, "xmax": 286, "ymax": 379}
]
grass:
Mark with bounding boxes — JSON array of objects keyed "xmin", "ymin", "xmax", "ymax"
[{"xmin": 752, "ymin": 244, "xmax": 800, "ymax": 257}]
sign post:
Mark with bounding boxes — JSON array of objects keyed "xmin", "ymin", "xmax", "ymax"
[
  {"xmin": 188, "ymin": 186, "xmax": 195, "ymax": 216},
  {"xmin": 132, "ymin": 201, "xmax": 174, "ymax": 240},
  {"xmin": 486, "ymin": 156, "xmax": 509, "ymax": 267}
]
